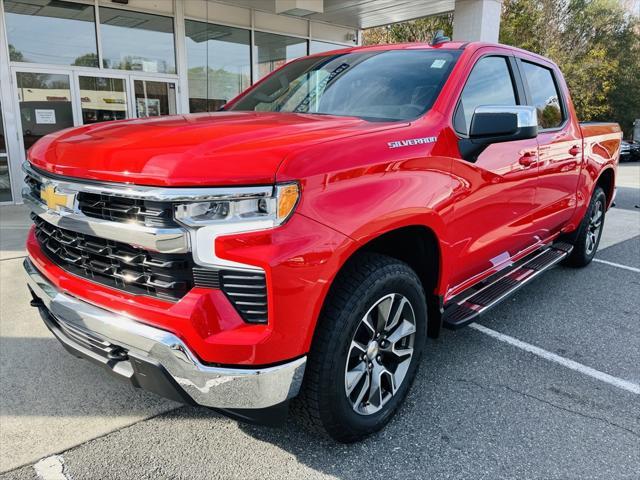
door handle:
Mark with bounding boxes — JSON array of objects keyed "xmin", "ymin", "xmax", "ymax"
[
  {"xmin": 518, "ymin": 152, "xmax": 538, "ymax": 167},
  {"xmin": 569, "ymin": 145, "xmax": 581, "ymax": 157}
]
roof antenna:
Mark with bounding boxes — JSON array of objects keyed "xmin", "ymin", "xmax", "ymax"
[{"xmin": 430, "ymin": 29, "xmax": 450, "ymax": 46}]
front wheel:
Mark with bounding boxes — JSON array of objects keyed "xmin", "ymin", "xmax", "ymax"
[
  {"xmin": 563, "ymin": 186, "xmax": 607, "ymax": 267},
  {"xmin": 293, "ymin": 253, "xmax": 426, "ymax": 442}
]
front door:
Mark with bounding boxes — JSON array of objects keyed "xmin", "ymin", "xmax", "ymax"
[
  {"xmin": 130, "ymin": 78, "xmax": 177, "ymax": 118},
  {"xmin": 447, "ymin": 54, "xmax": 540, "ymax": 292},
  {"xmin": 75, "ymin": 74, "xmax": 129, "ymax": 125},
  {"xmin": 13, "ymin": 69, "xmax": 76, "ymax": 153}
]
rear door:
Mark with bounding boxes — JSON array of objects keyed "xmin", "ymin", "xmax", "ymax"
[
  {"xmin": 517, "ymin": 59, "xmax": 582, "ymax": 238},
  {"xmin": 447, "ymin": 52, "xmax": 540, "ymax": 290}
]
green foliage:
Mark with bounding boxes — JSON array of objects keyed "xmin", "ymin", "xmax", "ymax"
[
  {"xmin": 363, "ymin": 14, "xmax": 453, "ymax": 45},
  {"xmin": 363, "ymin": 0, "xmax": 639, "ymax": 138}
]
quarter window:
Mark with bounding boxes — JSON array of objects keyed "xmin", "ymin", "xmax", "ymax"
[
  {"xmin": 521, "ymin": 61, "xmax": 564, "ymax": 129},
  {"xmin": 455, "ymin": 56, "xmax": 517, "ymax": 135}
]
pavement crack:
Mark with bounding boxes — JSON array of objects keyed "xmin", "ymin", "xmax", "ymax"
[{"xmin": 455, "ymin": 378, "xmax": 640, "ymax": 439}]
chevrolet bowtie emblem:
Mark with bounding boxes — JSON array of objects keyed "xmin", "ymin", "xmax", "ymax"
[{"xmin": 41, "ymin": 184, "xmax": 73, "ymax": 211}]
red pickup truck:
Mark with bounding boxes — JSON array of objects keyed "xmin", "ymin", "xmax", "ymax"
[{"xmin": 23, "ymin": 40, "xmax": 621, "ymax": 442}]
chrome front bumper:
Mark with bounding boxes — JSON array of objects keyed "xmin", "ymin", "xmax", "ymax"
[{"xmin": 24, "ymin": 258, "xmax": 306, "ymax": 409}]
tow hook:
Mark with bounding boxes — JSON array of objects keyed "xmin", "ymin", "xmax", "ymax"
[{"xmin": 107, "ymin": 347, "xmax": 129, "ymax": 361}]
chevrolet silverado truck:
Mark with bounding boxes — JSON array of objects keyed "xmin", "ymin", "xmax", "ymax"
[{"xmin": 23, "ymin": 40, "xmax": 621, "ymax": 442}]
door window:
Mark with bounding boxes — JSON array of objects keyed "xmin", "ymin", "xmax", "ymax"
[
  {"xmin": 16, "ymin": 72, "xmax": 74, "ymax": 151},
  {"xmin": 79, "ymin": 76, "xmax": 128, "ymax": 124},
  {"xmin": 134, "ymin": 80, "xmax": 177, "ymax": 118},
  {"xmin": 520, "ymin": 61, "xmax": 564, "ymax": 129},
  {"xmin": 455, "ymin": 56, "xmax": 517, "ymax": 135}
]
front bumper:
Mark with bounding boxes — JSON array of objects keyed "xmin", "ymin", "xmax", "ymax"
[{"xmin": 24, "ymin": 258, "xmax": 306, "ymax": 409}]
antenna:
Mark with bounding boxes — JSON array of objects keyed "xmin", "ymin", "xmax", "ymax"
[{"xmin": 430, "ymin": 30, "xmax": 451, "ymax": 46}]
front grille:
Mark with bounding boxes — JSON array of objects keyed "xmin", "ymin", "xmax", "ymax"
[
  {"xmin": 25, "ymin": 168, "xmax": 177, "ymax": 228},
  {"xmin": 33, "ymin": 214, "xmax": 194, "ymax": 301},
  {"xmin": 219, "ymin": 271, "xmax": 268, "ymax": 323},
  {"xmin": 77, "ymin": 192, "xmax": 177, "ymax": 228},
  {"xmin": 25, "ymin": 173, "xmax": 42, "ymax": 198}
]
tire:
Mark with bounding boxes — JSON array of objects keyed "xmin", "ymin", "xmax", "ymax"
[
  {"xmin": 563, "ymin": 186, "xmax": 607, "ymax": 267},
  {"xmin": 293, "ymin": 252, "xmax": 427, "ymax": 442}
]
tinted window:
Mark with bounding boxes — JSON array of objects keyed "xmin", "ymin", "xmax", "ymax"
[
  {"xmin": 99, "ymin": 7, "xmax": 176, "ymax": 74},
  {"xmin": 4, "ymin": 0, "xmax": 98, "ymax": 66},
  {"xmin": 185, "ymin": 20, "xmax": 251, "ymax": 113},
  {"xmin": 455, "ymin": 56, "xmax": 517, "ymax": 135},
  {"xmin": 254, "ymin": 32, "xmax": 307, "ymax": 80},
  {"xmin": 230, "ymin": 50, "xmax": 460, "ymax": 122},
  {"xmin": 521, "ymin": 61, "xmax": 563, "ymax": 129}
]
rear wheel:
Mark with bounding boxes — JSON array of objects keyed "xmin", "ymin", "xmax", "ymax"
[
  {"xmin": 564, "ymin": 186, "xmax": 606, "ymax": 267},
  {"xmin": 294, "ymin": 253, "xmax": 426, "ymax": 442}
]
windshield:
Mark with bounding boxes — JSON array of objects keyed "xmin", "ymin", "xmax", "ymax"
[{"xmin": 228, "ymin": 49, "xmax": 461, "ymax": 122}]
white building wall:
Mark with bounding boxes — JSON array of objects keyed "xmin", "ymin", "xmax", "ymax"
[{"xmin": 452, "ymin": 0, "xmax": 502, "ymax": 43}]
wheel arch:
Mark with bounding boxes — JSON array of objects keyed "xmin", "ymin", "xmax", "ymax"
[
  {"xmin": 595, "ymin": 167, "xmax": 616, "ymax": 208},
  {"xmin": 312, "ymin": 222, "xmax": 445, "ymax": 344}
]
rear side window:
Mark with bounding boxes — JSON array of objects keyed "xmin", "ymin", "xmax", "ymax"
[
  {"xmin": 454, "ymin": 56, "xmax": 517, "ymax": 135},
  {"xmin": 521, "ymin": 61, "xmax": 564, "ymax": 129}
]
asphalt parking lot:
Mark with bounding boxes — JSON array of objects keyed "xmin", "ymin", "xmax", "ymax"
[{"xmin": 1, "ymin": 163, "xmax": 638, "ymax": 480}]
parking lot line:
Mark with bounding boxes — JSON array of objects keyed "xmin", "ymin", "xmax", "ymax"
[
  {"xmin": 593, "ymin": 258, "xmax": 640, "ymax": 273},
  {"xmin": 469, "ymin": 323, "xmax": 640, "ymax": 395},
  {"xmin": 33, "ymin": 456, "xmax": 68, "ymax": 480}
]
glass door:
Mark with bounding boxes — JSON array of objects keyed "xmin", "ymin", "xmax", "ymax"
[
  {"xmin": 0, "ymin": 100, "xmax": 12, "ymax": 202},
  {"xmin": 14, "ymin": 69, "xmax": 76, "ymax": 152},
  {"xmin": 131, "ymin": 78, "xmax": 177, "ymax": 118},
  {"xmin": 75, "ymin": 74, "xmax": 129, "ymax": 125}
]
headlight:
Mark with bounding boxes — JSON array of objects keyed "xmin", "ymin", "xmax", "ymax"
[{"xmin": 174, "ymin": 183, "xmax": 299, "ymax": 229}]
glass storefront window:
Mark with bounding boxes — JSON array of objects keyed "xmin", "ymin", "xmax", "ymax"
[
  {"xmin": 16, "ymin": 72, "xmax": 74, "ymax": 151},
  {"xmin": 0, "ymin": 101, "xmax": 12, "ymax": 202},
  {"xmin": 310, "ymin": 41, "xmax": 343, "ymax": 55},
  {"xmin": 4, "ymin": 0, "xmax": 98, "ymax": 67},
  {"xmin": 134, "ymin": 80, "xmax": 177, "ymax": 118},
  {"xmin": 185, "ymin": 20, "xmax": 251, "ymax": 113},
  {"xmin": 99, "ymin": 7, "xmax": 176, "ymax": 74},
  {"xmin": 79, "ymin": 76, "xmax": 128, "ymax": 124},
  {"xmin": 254, "ymin": 32, "xmax": 307, "ymax": 80}
]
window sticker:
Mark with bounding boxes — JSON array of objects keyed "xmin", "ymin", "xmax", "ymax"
[{"xmin": 431, "ymin": 59, "xmax": 447, "ymax": 69}]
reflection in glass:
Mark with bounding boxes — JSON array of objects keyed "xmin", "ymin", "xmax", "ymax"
[
  {"xmin": 3, "ymin": 0, "xmax": 98, "ymax": 66},
  {"xmin": 100, "ymin": 7, "xmax": 176, "ymax": 74},
  {"xmin": 134, "ymin": 80, "xmax": 177, "ymax": 118},
  {"xmin": 16, "ymin": 72, "xmax": 74, "ymax": 151},
  {"xmin": 79, "ymin": 77, "xmax": 128, "ymax": 124},
  {"xmin": 521, "ymin": 61, "xmax": 564, "ymax": 129},
  {"xmin": 0, "ymin": 101, "xmax": 12, "ymax": 202},
  {"xmin": 254, "ymin": 32, "xmax": 307, "ymax": 80},
  {"xmin": 185, "ymin": 20, "xmax": 251, "ymax": 113}
]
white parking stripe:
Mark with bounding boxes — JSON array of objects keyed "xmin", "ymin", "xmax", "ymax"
[
  {"xmin": 34, "ymin": 455, "xmax": 69, "ymax": 480},
  {"xmin": 470, "ymin": 323, "xmax": 640, "ymax": 395},
  {"xmin": 593, "ymin": 258, "xmax": 640, "ymax": 273}
]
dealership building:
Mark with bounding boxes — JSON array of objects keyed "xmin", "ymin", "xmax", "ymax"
[{"xmin": 0, "ymin": 0, "xmax": 502, "ymax": 204}]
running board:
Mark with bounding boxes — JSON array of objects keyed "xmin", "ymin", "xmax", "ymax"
[{"xmin": 442, "ymin": 242, "xmax": 573, "ymax": 330}]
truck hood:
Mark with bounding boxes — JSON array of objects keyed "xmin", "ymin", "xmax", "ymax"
[{"xmin": 28, "ymin": 111, "xmax": 398, "ymax": 186}]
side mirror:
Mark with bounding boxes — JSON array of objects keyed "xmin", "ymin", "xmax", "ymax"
[{"xmin": 459, "ymin": 105, "xmax": 538, "ymax": 162}]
